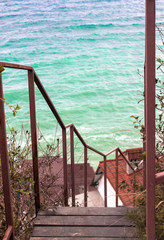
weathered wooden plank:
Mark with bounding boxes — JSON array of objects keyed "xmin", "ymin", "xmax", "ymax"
[
  {"xmin": 30, "ymin": 237, "xmax": 139, "ymax": 240},
  {"xmin": 32, "ymin": 226, "xmax": 136, "ymax": 238},
  {"xmin": 38, "ymin": 207, "xmax": 133, "ymax": 216},
  {"xmin": 35, "ymin": 215, "xmax": 134, "ymax": 226}
]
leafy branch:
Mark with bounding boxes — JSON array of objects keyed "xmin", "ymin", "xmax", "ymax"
[{"xmin": 0, "ymin": 98, "xmax": 21, "ymax": 117}]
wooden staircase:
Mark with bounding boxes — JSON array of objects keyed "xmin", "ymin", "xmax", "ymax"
[{"xmin": 30, "ymin": 207, "xmax": 139, "ymax": 239}]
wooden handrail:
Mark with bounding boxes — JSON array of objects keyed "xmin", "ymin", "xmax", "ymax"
[
  {"xmin": 0, "ymin": 74, "xmax": 14, "ymax": 240},
  {"xmin": 105, "ymin": 147, "xmax": 119, "ymax": 157},
  {"xmin": 118, "ymin": 148, "xmax": 135, "ymax": 171},
  {"xmin": 65, "ymin": 124, "xmax": 137, "ymax": 208},
  {"xmin": 0, "ymin": 62, "xmax": 142, "ymax": 239},
  {"xmin": 0, "ymin": 61, "xmax": 33, "ymax": 70},
  {"xmin": 34, "ymin": 71, "xmax": 65, "ymax": 129},
  {"xmin": 73, "ymin": 126, "xmax": 87, "ymax": 147},
  {"xmin": 28, "ymin": 70, "xmax": 40, "ymax": 213},
  {"xmin": 86, "ymin": 144, "xmax": 105, "ymax": 157},
  {"xmin": 65, "ymin": 123, "xmax": 74, "ymax": 128},
  {"xmin": 2, "ymin": 226, "xmax": 13, "ymax": 240}
]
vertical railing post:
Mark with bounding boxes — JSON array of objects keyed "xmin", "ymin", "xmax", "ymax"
[
  {"xmin": 142, "ymin": 125, "xmax": 146, "ymax": 190},
  {"xmin": 143, "ymin": 63, "xmax": 146, "ymax": 190},
  {"xmin": 28, "ymin": 69, "xmax": 40, "ymax": 213},
  {"xmin": 70, "ymin": 126, "xmax": 75, "ymax": 206},
  {"xmin": 57, "ymin": 138, "xmax": 59, "ymax": 156},
  {"xmin": 145, "ymin": 0, "xmax": 156, "ymax": 239},
  {"xmin": 84, "ymin": 146, "xmax": 87, "ymax": 207},
  {"xmin": 104, "ymin": 156, "xmax": 107, "ymax": 207},
  {"xmin": 0, "ymin": 73, "xmax": 14, "ymax": 239},
  {"xmin": 115, "ymin": 149, "xmax": 118, "ymax": 207},
  {"xmin": 133, "ymin": 171, "xmax": 136, "ymax": 206},
  {"xmin": 62, "ymin": 128, "xmax": 68, "ymax": 206}
]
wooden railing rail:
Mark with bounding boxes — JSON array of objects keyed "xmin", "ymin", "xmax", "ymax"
[
  {"xmin": 0, "ymin": 2, "xmax": 162, "ymax": 238},
  {"xmin": 104, "ymin": 147, "xmax": 136, "ymax": 207},
  {"xmin": 65, "ymin": 123, "xmax": 105, "ymax": 206},
  {"xmin": 0, "ymin": 62, "xmax": 142, "ymax": 239},
  {"xmin": 104, "ymin": 147, "xmax": 118, "ymax": 157},
  {"xmin": 118, "ymin": 148, "xmax": 134, "ymax": 171},
  {"xmin": 0, "ymin": 72, "xmax": 14, "ymax": 240},
  {"xmin": 2, "ymin": 226, "xmax": 13, "ymax": 240},
  {"xmin": 118, "ymin": 148, "xmax": 136, "ymax": 205},
  {"xmin": 34, "ymin": 70, "xmax": 68, "ymax": 206},
  {"xmin": 0, "ymin": 62, "xmax": 68, "ymax": 240},
  {"xmin": 65, "ymin": 123, "xmax": 137, "ymax": 207},
  {"xmin": 86, "ymin": 144, "xmax": 105, "ymax": 157},
  {"xmin": 28, "ymin": 69, "xmax": 40, "ymax": 213},
  {"xmin": 34, "ymin": 72, "xmax": 65, "ymax": 129},
  {"xmin": 0, "ymin": 61, "xmax": 33, "ymax": 70}
]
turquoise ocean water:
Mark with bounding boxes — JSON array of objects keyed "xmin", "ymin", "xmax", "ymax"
[{"xmin": 0, "ymin": 0, "xmax": 164, "ymax": 164}]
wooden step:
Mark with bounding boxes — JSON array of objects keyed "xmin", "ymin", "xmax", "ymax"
[
  {"xmin": 31, "ymin": 238, "xmax": 140, "ymax": 240},
  {"xmin": 34, "ymin": 215, "xmax": 135, "ymax": 226},
  {"xmin": 30, "ymin": 207, "xmax": 139, "ymax": 239},
  {"xmin": 38, "ymin": 206, "xmax": 133, "ymax": 216}
]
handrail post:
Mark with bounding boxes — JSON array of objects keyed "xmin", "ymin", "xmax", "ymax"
[
  {"xmin": 133, "ymin": 171, "xmax": 136, "ymax": 206},
  {"xmin": 115, "ymin": 149, "xmax": 118, "ymax": 207},
  {"xmin": 62, "ymin": 128, "xmax": 68, "ymax": 206},
  {"xmin": 28, "ymin": 69, "xmax": 40, "ymax": 213},
  {"xmin": 70, "ymin": 126, "xmax": 75, "ymax": 206},
  {"xmin": 84, "ymin": 146, "xmax": 88, "ymax": 207},
  {"xmin": 104, "ymin": 156, "xmax": 107, "ymax": 207},
  {"xmin": 0, "ymin": 73, "xmax": 14, "ymax": 239},
  {"xmin": 143, "ymin": 62, "xmax": 146, "ymax": 190},
  {"xmin": 142, "ymin": 125, "xmax": 146, "ymax": 190},
  {"xmin": 145, "ymin": 0, "xmax": 156, "ymax": 239},
  {"xmin": 57, "ymin": 138, "xmax": 59, "ymax": 156},
  {"xmin": 3, "ymin": 225, "xmax": 13, "ymax": 240}
]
